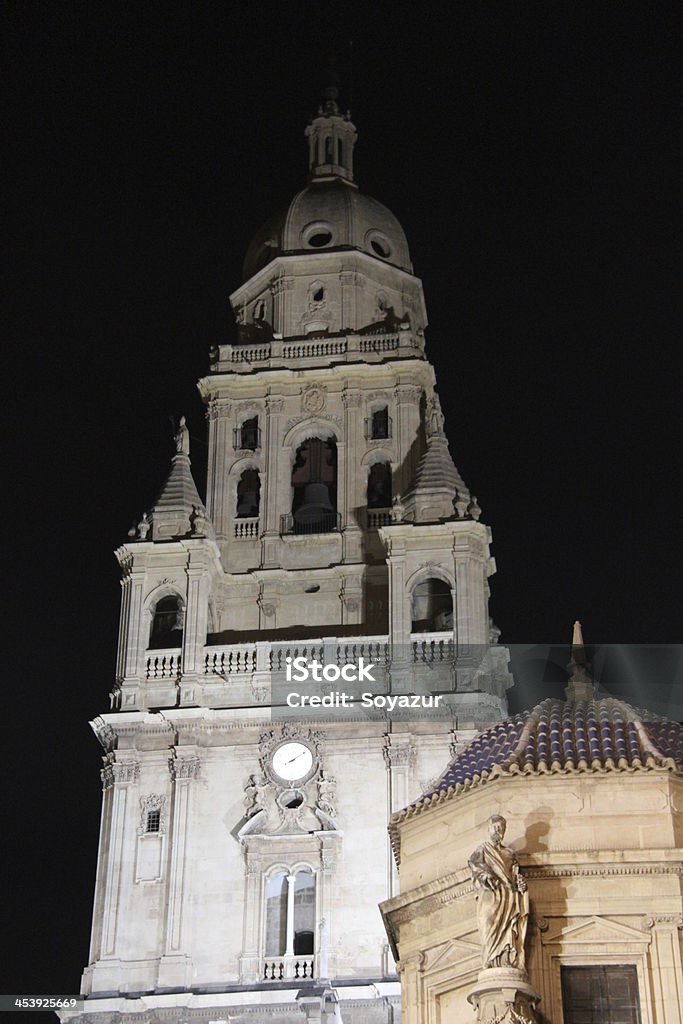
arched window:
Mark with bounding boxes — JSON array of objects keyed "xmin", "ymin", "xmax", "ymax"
[
  {"xmin": 336, "ymin": 137, "xmax": 343, "ymax": 166},
  {"xmin": 237, "ymin": 416, "xmax": 259, "ymax": 451},
  {"xmin": 367, "ymin": 461, "xmax": 392, "ymax": 509},
  {"xmin": 293, "ymin": 869, "xmax": 315, "ymax": 955},
  {"xmin": 264, "ymin": 869, "xmax": 316, "ymax": 958},
  {"xmin": 255, "ymin": 300, "xmax": 266, "ymax": 322},
  {"xmin": 287, "ymin": 437, "xmax": 338, "ymax": 534},
  {"xmin": 310, "ymin": 282, "xmax": 325, "ymax": 303},
  {"xmin": 149, "ymin": 595, "xmax": 184, "ymax": 648},
  {"xmin": 236, "ymin": 468, "xmax": 261, "ymax": 518},
  {"xmin": 369, "ymin": 406, "xmax": 390, "ymax": 439},
  {"xmin": 324, "ymin": 136, "xmax": 333, "ymax": 163},
  {"xmin": 411, "ymin": 577, "xmax": 453, "ymax": 633}
]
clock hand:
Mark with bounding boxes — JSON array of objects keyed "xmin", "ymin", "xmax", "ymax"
[{"xmin": 286, "ymin": 751, "xmax": 307, "ymax": 765}]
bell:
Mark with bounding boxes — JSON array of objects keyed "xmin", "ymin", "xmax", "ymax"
[
  {"xmin": 236, "ymin": 490, "xmax": 259, "ymax": 517},
  {"xmin": 294, "ymin": 482, "xmax": 334, "ymax": 526}
]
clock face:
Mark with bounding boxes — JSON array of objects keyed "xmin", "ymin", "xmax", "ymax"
[{"xmin": 271, "ymin": 741, "xmax": 314, "ymax": 782}]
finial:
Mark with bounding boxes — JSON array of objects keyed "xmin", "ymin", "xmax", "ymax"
[
  {"xmin": 321, "ymin": 57, "xmax": 340, "ymax": 115},
  {"xmin": 565, "ymin": 619, "xmax": 594, "ymax": 702}
]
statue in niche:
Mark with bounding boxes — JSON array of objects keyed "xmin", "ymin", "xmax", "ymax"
[
  {"xmin": 468, "ymin": 814, "xmax": 529, "ymax": 971},
  {"xmin": 175, "ymin": 415, "xmax": 190, "ymax": 456}
]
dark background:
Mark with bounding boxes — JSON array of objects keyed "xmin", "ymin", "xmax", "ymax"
[{"xmin": 2, "ymin": 1, "xmax": 680, "ymax": 1008}]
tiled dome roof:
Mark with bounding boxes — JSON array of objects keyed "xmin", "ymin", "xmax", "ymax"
[{"xmin": 393, "ymin": 695, "xmax": 683, "ymax": 829}]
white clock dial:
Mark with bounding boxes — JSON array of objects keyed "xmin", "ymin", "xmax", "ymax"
[{"xmin": 271, "ymin": 741, "xmax": 314, "ymax": 782}]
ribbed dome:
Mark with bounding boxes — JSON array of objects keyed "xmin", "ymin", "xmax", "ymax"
[
  {"xmin": 394, "ymin": 695, "xmax": 683, "ymax": 826},
  {"xmin": 243, "ymin": 180, "xmax": 412, "ymax": 281}
]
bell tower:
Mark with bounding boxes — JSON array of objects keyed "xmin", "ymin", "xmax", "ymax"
[{"xmin": 65, "ymin": 86, "xmax": 513, "ymax": 1024}]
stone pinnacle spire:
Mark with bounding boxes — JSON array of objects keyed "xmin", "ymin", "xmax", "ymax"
[
  {"xmin": 565, "ymin": 619, "xmax": 595, "ymax": 702},
  {"xmin": 402, "ymin": 392, "xmax": 475, "ymax": 524},
  {"xmin": 146, "ymin": 416, "xmax": 213, "ymax": 541}
]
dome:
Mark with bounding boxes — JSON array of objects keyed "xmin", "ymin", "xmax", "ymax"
[
  {"xmin": 394, "ymin": 695, "xmax": 683, "ymax": 829},
  {"xmin": 243, "ymin": 180, "xmax": 413, "ymax": 281}
]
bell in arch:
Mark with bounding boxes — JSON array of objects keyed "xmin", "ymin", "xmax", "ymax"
[{"xmin": 294, "ymin": 481, "xmax": 334, "ymax": 526}]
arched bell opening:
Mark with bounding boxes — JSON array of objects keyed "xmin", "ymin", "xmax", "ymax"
[
  {"xmin": 411, "ymin": 577, "xmax": 453, "ymax": 633},
  {"xmin": 288, "ymin": 437, "xmax": 338, "ymax": 534},
  {"xmin": 367, "ymin": 460, "xmax": 392, "ymax": 510},
  {"xmin": 149, "ymin": 594, "xmax": 184, "ymax": 649},
  {"xmin": 236, "ymin": 468, "xmax": 261, "ymax": 518}
]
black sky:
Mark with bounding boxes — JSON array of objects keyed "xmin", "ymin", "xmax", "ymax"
[{"xmin": 2, "ymin": 1, "xmax": 681, "ymax": 1007}]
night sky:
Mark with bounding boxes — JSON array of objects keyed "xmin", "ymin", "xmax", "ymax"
[{"xmin": 3, "ymin": 3, "xmax": 681, "ymax": 1008}]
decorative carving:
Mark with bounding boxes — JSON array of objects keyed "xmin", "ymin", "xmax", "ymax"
[
  {"xmin": 340, "ymin": 271, "xmax": 364, "ymax": 287},
  {"xmin": 383, "ymin": 741, "xmax": 416, "ymax": 768},
  {"xmin": 169, "ymin": 754, "xmax": 201, "ymax": 781},
  {"xmin": 92, "ymin": 717, "xmax": 116, "ymax": 753},
  {"xmin": 244, "ymin": 774, "xmax": 270, "ymax": 817},
  {"xmin": 137, "ymin": 794, "xmax": 167, "ymax": 836},
  {"xmin": 316, "ymin": 771, "xmax": 337, "ymax": 819},
  {"xmin": 642, "ymin": 914, "xmax": 683, "ymax": 930},
  {"xmin": 270, "ymin": 276, "xmax": 294, "ymax": 295},
  {"xmin": 468, "ymin": 815, "xmax": 529, "ymax": 971},
  {"xmin": 394, "ymin": 384, "xmax": 422, "ymax": 404},
  {"xmin": 265, "ymin": 397, "xmax": 284, "ymax": 414},
  {"xmin": 135, "ymin": 512, "xmax": 150, "ymax": 539},
  {"xmin": 342, "ymin": 390, "xmax": 363, "ymax": 409},
  {"xmin": 302, "ymin": 386, "xmax": 327, "ymax": 413}
]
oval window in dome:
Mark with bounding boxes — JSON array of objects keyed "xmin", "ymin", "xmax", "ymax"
[
  {"xmin": 367, "ymin": 231, "xmax": 392, "ymax": 260},
  {"xmin": 308, "ymin": 229, "xmax": 332, "ymax": 248}
]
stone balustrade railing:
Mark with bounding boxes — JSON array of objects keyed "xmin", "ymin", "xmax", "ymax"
[
  {"xmin": 210, "ymin": 329, "xmax": 424, "ymax": 373},
  {"xmin": 145, "ymin": 649, "xmax": 182, "ymax": 679},
  {"xmin": 262, "ymin": 955, "xmax": 316, "ymax": 981},
  {"xmin": 234, "ymin": 517, "xmax": 259, "ymax": 539},
  {"xmin": 142, "ymin": 633, "xmax": 459, "ymax": 687}
]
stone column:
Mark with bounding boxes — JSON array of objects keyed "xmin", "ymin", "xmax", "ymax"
[
  {"xmin": 239, "ymin": 849, "xmax": 263, "ymax": 983},
  {"xmin": 394, "ymin": 384, "xmax": 422, "ymax": 496},
  {"xmin": 384, "ymin": 738, "xmax": 416, "ymax": 897},
  {"xmin": 157, "ymin": 749, "xmax": 200, "ymax": 989},
  {"xmin": 262, "ymin": 396, "xmax": 284, "ymax": 568},
  {"xmin": 99, "ymin": 757, "xmax": 140, "ymax": 959},
  {"xmin": 645, "ymin": 915, "xmax": 683, "ymax": 1018},
  {"xmin": 180, "ymin": 556, "xmax": 211, "ymax": 704},
  {"xmin": 397, "ymin": 952, "xmax": 425, "ymax": 1024},
  {"xmin": 285, "ymin": 872, "xmax": 296, "ymax": 956},
  {"xmin": 342, "ymin": 389, "xmax": 363, "ymax": 562},
  {"xmin": 205, "ymin": 399, "xmax": 231, "ymax": 539}
]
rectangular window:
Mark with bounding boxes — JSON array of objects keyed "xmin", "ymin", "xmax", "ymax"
[
  {"xmin": 146, "ymin": 809, "xmax": 161, "ymax": 833},
  {"xmin": 561, "ymin": 965, "xmax": 641, "ymax": 1024}
]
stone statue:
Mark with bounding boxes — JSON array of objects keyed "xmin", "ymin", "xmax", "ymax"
[
  {"xmin": 427, "ymin": 393, "xmax": 445, "ymax": 437},
  {"xmin": 175, "ymin": 415, "xmax": 190, "ymax": 456},
  {"xmin": 244, "ymin": 773, "xmax": 269, "ymax": 816},
  {"xmin": 191, "ymin": 505, "xmax": 207, "ymax": 536},
  {"xmin": 468, "ymin": 815, "xmax": 529, "ymax": 971},
  {"xmin": 317, "ymin": 771, "xmax": 337, "ymax": 819}
]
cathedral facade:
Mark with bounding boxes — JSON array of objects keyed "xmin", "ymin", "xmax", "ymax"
[{"xmin": 63, "ymin": 85, "xmax": 512, "ymax": 1024}]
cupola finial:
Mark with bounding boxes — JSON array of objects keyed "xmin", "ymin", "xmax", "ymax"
[
  {"xmin": 305, "ymin": 68, "xmax": 357, "ymax": 185},
  {"xmin": 565, "ymin": 619, "xmax": 595, "ymax": 702}
]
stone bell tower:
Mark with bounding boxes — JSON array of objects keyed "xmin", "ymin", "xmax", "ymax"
[{"xmin": 63, "ymin": 82, "xmax": 512, "ymax": 1024}]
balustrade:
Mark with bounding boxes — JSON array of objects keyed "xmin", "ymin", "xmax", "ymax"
[{"xmin": 262, "ymin": 956, "xmax": 315, "ymax": 981}]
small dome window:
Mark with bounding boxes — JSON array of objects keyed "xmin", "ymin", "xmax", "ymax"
[
  {"xmin": 308, "ymin": 230, "xmax": 332, "ymax": 248},
  {"xmin": 366, "ymin": 230, "xmax": 392, "ymax": 260}
]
